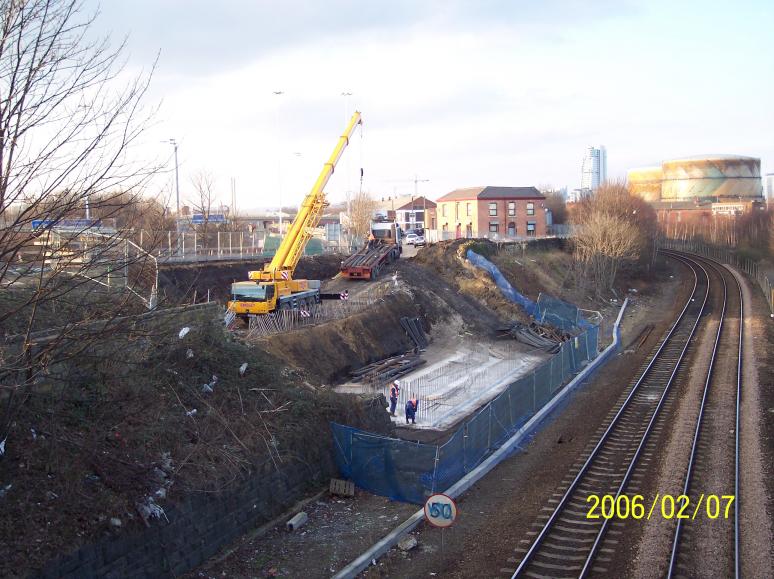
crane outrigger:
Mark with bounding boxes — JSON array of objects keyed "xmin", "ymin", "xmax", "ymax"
[{"xmin": 227, "ymin": 111, "xmax": 362, "ymax": 317}]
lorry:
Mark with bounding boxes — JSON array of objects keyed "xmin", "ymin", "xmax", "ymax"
[
  {"xmin": 227, "ymin": 111, "xmax": 362, "ymax": 318},
  {"xmin": 339, "ymin": 218, "xmax": 402, "ymax": 280}
]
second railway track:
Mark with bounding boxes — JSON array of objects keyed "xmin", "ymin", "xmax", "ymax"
[
  {"xmin": 664, "ymin": 253, "xmax": 743, "ymax": 579},
  {"xmin": 507, "ymin": 251, "xmax": 745, "ymax": 578}
]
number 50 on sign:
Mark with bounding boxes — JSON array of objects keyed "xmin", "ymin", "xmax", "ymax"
[{"xmin": 424, "ymin": 493, "xmax": 458, "ymax": 528}]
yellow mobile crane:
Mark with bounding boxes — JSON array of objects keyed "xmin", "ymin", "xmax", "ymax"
[{"xmin": 227, "ymin": 111, "xmax": 362, "ymax": 317}]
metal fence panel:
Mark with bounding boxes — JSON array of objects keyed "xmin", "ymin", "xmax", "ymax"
[
  {"xmin": 509, "ymin": 375, "xmax": 535, "ymax": 428},
  {"xmin": 490, "ymin": 390, "xmax": 513, "ymax": 447}
]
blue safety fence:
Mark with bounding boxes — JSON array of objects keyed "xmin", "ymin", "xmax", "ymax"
[
  {"xmin": 466, "ymin": 249, "xmax": 538, "ymax": 317},
  {"xmin": 331, "ymin": 322, "xmax": 600, "ymax": 504},
  {"xmin": 535, "ymin": 293, "xmax": 592, "ymax": 331}
]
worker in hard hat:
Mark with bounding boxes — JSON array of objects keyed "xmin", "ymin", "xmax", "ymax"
[
  {"xmin": 367, "ymin": 231, "xmax": 376, "ymax": 250},
  {"xmin": 389, "ymin": 380, "xmax": 401, "ymax": 416},
  {"xmin": 405, "ymin": 397, "xmax": 418, "ymax": 425}
]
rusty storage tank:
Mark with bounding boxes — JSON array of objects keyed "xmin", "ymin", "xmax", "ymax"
[
  {"xmin": 661, "ymin": 155, "xmax": 762, "ymax": 201},
  {"xmin": 627, "ymin": 165, "xmax": 663, "ymax": 202}
]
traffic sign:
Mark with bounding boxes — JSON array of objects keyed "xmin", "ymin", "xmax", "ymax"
[
  {"xmin": 191, "ymin": 214, "xmax": 227, "ymax": 224},
  {"xmin": 424, "ymin": 493, "xmax": 458, "ymax": 528}
]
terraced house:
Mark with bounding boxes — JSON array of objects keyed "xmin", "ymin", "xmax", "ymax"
[{"xmin": 435, "ymin": 186, "xmax": 547, "ymax": 239}]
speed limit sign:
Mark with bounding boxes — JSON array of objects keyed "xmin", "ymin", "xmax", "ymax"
[{"xmin": 424, "ymin": 493, "xmax": 458, "ymax": 528}]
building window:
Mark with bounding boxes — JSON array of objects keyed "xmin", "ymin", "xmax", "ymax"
[
  {"xmin": 508, "ymin": 201, "xmax": 516, "ymax": 216},
  {"xmin": 466, "ymin": 203, "xmax": 472, "ymax": 216},
  {"xmin": 455, "ymin": 203, "xmax": 459, "ymax": 220},
  {"xmin": 489, "ymin": 202, "xmax": 497, "ymax": 216},
  {"xmin": 442, "ymin": 204, "xmax": 447, "ymax": 217},
  {"xmin": 489, "ymin": 221, "xmax": 499, "ymax": 233},
  {"xmin": 527, "ymin": 202, "xmax": 535, "ymax": 216},
  {"xmin": 508, "ymin": 222, "xmax": 516, "ymax": 236},
  {"xmin": 527, "ymin": 221, "xmax": 536, "ymax": 237}
]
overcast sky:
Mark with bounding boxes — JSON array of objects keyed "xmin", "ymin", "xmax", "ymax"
[{"xmin": 92, "ymin": 0, "xmax": 773, "ymax": 211}]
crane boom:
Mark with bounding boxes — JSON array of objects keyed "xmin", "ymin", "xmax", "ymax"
[{"xmin": 250, "ymin": 111, "xmax": 362, "ymax": 282}]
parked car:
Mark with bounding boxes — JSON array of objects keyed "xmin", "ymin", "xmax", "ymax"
[
  {"xmin": 414, "ymin": 235, "xmax": 426, "ymax": 247},
  {"xmin": 404, "ymin": 233, "xmax": 418, "ymax": 245}
]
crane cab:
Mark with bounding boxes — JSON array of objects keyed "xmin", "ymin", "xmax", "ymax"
[{"xmin": 227, "ymin": 279, "xmax": 322, "ymax": 318}]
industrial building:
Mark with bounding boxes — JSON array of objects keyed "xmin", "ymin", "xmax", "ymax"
[
  {"xmin": 628, "ymin": 154, "xmax": 764, "ymax": 204},
  {"xmin": 628, "ymin": 155, "xmax": 766, "ymax": 238}
]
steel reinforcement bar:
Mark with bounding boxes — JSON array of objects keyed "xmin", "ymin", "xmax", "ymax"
[{"xmin": 512, "ymin": 255, "xmax": 710, "ymax": 578}]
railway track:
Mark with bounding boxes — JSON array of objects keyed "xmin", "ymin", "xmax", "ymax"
[
  {"xmin": 507, "ymin": 251, "xmax": 744, "ymax": 578},
  {"xmin": 664, "ymin": 253, "xmax": 743, "ymax": 579}
]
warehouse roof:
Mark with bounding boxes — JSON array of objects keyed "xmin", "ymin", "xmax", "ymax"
[{"xmin": 437, "ymin": 186, "xmax": 544, "ymax": 202}]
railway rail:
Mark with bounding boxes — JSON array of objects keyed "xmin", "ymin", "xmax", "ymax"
[
  {"xmin": 664, "ymin": 253, "xmax": 743, "ymax": 579},
  {"xmin": 508, "ymin": 251, "xmax": 744, "ymax": 578}
]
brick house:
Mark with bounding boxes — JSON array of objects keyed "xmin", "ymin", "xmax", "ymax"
[
  {"xmin": 435, "ymin": 186, "xmax": 547, "ymax": 239},
  {"xmin": 394, "ymin": 196, "xmax": 437, "ymax": 232}
]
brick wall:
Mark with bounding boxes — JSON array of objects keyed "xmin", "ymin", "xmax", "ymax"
[{"xmin": 476, "ymin": 198, "xmax": 547, "ymax": 237}]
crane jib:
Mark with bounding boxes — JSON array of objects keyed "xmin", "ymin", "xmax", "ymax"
[{"xmin": 246, "ymin": 111, "xmax": 362, "ymax": 288}]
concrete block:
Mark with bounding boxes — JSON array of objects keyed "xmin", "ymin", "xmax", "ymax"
[{"xmin": 286, "ymin": 512, "xmax": 308, "ymax": 532}]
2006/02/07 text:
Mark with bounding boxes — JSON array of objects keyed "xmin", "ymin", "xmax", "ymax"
[{"xmin": 586, "ymin": 494, "xmax": 735, "ymax": 520}]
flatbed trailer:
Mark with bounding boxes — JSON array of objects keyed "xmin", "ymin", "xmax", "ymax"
[{"xmin": 340, "ymin": 242, "xmax": 400, "ymax": 280}]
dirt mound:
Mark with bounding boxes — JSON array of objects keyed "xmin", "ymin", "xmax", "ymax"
[
  {"xmin": 0, "ymin": 319, "xmax": 389, "ymax": 577},
  {"xmin": 157, "ymin": 254, "xmax": 344, "ymax": 304},
  {"xmin": 408, "ymin": 239, "xmax": 529, "ymax": 325},
  {"xmin": 255, "ymin": 293, "xmax": 419, "ymax": 385}
]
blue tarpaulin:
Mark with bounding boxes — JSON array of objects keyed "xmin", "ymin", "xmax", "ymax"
[{"xmin": 466, "ymin": 249, "xmax": 537, "ymax": 316}]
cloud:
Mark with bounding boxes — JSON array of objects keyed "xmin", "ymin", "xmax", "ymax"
[{"xmin": 88, "ymin": 0, "xmax": 773, "ymax": 208}]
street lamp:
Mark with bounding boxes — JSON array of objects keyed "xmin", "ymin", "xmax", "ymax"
[
  {"xmin": 414, "ymin": 174, "xmax": 430, "ymax": 230},
  {"xmin": 341, "ymin": 91, "xmax": 353, "ymax": 228},
  {"xmin": 167, "ymin": 139, "xmax": 180, "ymax": 217},
  {"xmin": 162, "ymin": 139, "xmax": 181, "ymax": 253},
  {"xmin": 273, "ymin": 90, "xmax": 284, "ymax": 234}
]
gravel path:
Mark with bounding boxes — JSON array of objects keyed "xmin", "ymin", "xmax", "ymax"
[{"xmin": 730, "ymin": 267, "xmax": 774, "ymax": 577}]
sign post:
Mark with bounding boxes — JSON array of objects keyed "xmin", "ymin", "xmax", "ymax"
[{"xmin": 424, "ymin": 493, "xmax": 457, "ymax": 566}]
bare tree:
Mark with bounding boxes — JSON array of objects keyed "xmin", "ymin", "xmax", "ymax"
[
  {"xmin": 570, "ymin": 180, "xmax": 657, "ymax": 294},
  {"xmin": 189, "ymin": 171, "xmax": 217, "ymax": 248},
  {"xmin": 349, "ymin": 190, "xmax": 376, "ymax": 239},
  {"xmin": 0, "ymin": 1, "xmax": 159, "ymax": 460}
]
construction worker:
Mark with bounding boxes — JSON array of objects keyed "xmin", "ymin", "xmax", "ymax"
[
  {"xmin": 367, "ymin": 231, "xmax": 376, "ymax": 250},
  {"xmin": 389, "ymin": 380, "xmax": 400, "ymax": 416},
  {"xmin": 405, "ymin": 397, "xmax": 418, "ymax": 425}
]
